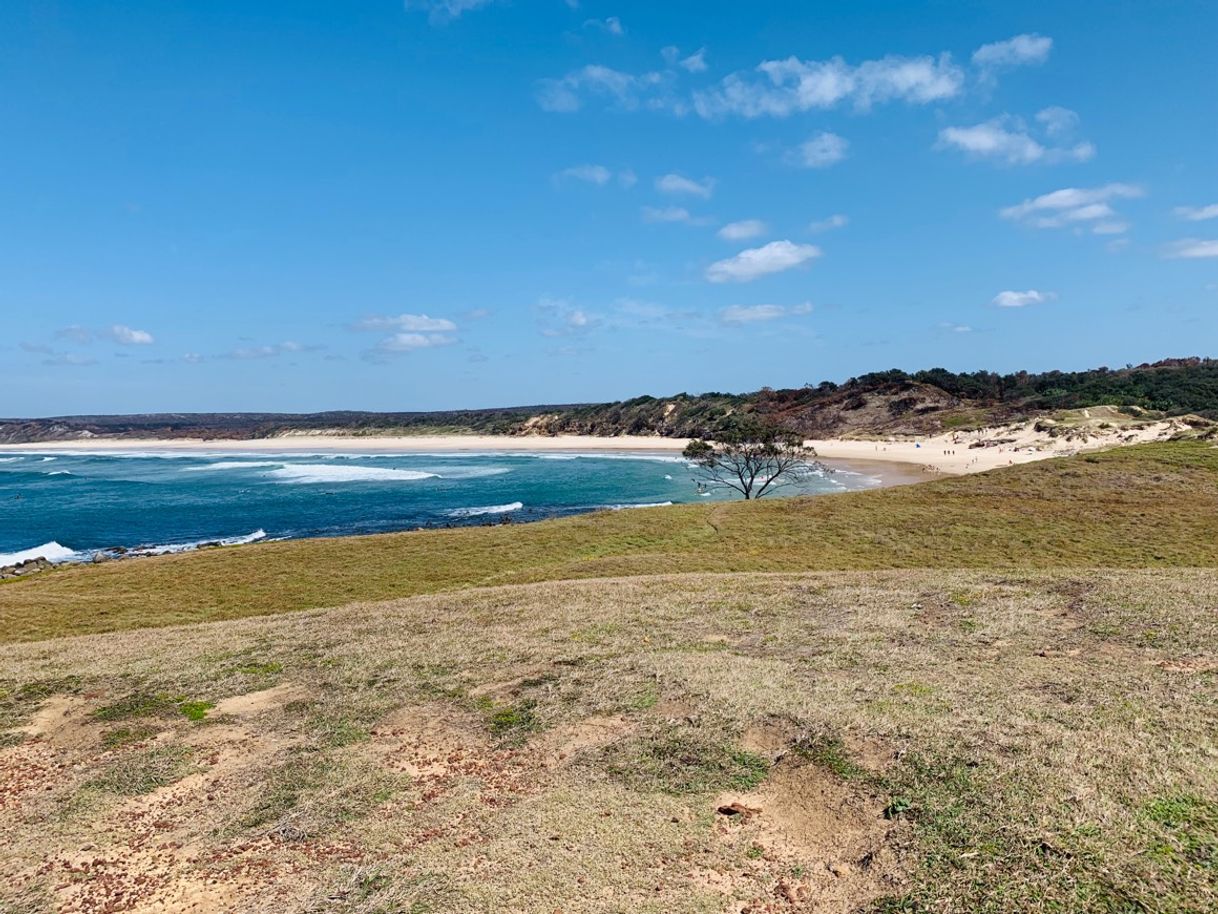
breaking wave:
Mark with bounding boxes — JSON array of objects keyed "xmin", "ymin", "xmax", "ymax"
[
  {"xmin": 0, "ymin": 541, "xmax": 78, "ymax": 566},
  {"xmin": 268, "ymin": 464, "xmax": 439, "ymax": 484},
  {"xmin": 445, "ymin": 501, "xmax": 524, "ymax": 518}
]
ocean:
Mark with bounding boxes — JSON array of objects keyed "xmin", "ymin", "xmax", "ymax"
[{"xmin": 0, "ymin": 449, "xmax": 879, "ymax": 565}]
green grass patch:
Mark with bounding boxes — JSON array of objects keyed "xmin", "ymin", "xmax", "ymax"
[
  {"xmin": 94, "ymin": 692, "xmax": 213, "ymax": 723},
  {"xmin": 485, "ymin": 700, "xmax": 540, "ymax": 741},
  {"xmin": 605, "ymin": 728, "xmax": 770, "ymax": 795}
]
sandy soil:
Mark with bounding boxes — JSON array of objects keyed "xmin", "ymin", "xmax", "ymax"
[
  {"xmin": 812, "ymin": 417, "xmax": 1187, "ymax": 476},
  {"xmin": 0, "ymin": 418, "xmax": 1187, "ymax": 478}
]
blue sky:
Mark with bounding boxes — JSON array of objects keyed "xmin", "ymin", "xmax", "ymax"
[{"xmin": 2, "ymin": 0, "xmax": 1216, "ymax": 415}]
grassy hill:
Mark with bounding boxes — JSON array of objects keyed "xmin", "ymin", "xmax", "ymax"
[
  {"xmin": 2, "ymin": 441, "xmax": 1216, "ymax": 913},
  {"xmin": 2, "ymin": 440, "xmax": 1216, "ymax": 644}
]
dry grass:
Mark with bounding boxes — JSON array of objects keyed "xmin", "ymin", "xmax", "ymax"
[
  {"xmin": 2, "ymin": 441, "xmax": 1218, "ymax": 643},
  {"xmin": 2, "ymin": 570, "xmax": 1216, "ymax": 913}
]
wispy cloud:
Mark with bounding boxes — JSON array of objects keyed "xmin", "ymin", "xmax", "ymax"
[
  {"xmin": 351, "ymin": 313, "xmax": 457, "ymax": 332},
  {"xmin": 1163, "ymin": 239, "xmax": 1218, "ymax": 259},
  {"xmin": 992, "ymin": 289, "xmax": 1056, "ymax": 308},
  {"xmin": 706, "ymin": 240, "xmax": 821, "ymax": 283},
  {"xmin": 556, "ymin": 163, "xmax": 611, "ymax": 185},
  {"xmin": 107, "ymin": 324, "xmax": 154, "ymax": 345},
  {"xmin": 662, "ymin": 45, "xmax": 708, "ymax": 73},
  {"xmin": 655, "ymin": 173, "xmax": 715, "ymax": 198},
  {"xmin": 938, "ymin": 112, "xmax": 1094, "ymax": 165},
  {"xmin": 939, "ymin": 322, "xmax": 973, "ymax": 333},
  {"xmin": 553, "ymin": 164, "xmax": 637, "ymax": 188},
  {"xmin": 641, "ymin": 205, "xmax": 710, "ymax": 226},
  {"xmin": 718, "ymin": 219, "xmax": 767, "ymax": 241},
  {"xmin": 1173, "ymin": 203, "xmax": 1218, "ymax": 222},
  {"xmin": 537, "ymin": 297, "xmax": 600, "ymax": 336},
  {"xmin": 720, "ymin": 302, "xmax": 812, "ymax": 323},
  {"xmin": 227, "ymin": 341, "xmax": 315, "ymax": 360},
  {"xmin": 52, "ymin": 323, "xmax": 155, "ymax": 345},
  {"xmin": 374, "ymin": 332, "xmax": 457, "ymax": 352},
  {"xmin": 790, "ymin": 131, "xmax": 849, "ymax": 168},
  {"xmin": 1000, "ymin": 183, "xmax": 1144, "ymax": 234},
  {"xmin": 972, "ymin": 33, "xmax": 1053, "ymax": 72},
  {"xmin": 693, "ymin": 51, "xmax": 964, "ymax": 119},
  {"xmin": 536, "ymin": 64, "xmax": 674, "ymax": 113},
  {"xmin": 404, "ymin": 0, "xmax": 494, "ymax": 24},
  {"xmin": 809, "ymin": 214, "xmax": 848, "ymax": 233},
  {"xmin": 583, "ymin": 16, "xmax": 623, "ymax": 36}
]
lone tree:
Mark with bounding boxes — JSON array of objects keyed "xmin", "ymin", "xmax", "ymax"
[{"xmin": 682, "ymin": 423, "xmax": 822, "ymax": 500}]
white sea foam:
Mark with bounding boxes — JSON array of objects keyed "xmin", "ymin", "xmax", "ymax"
[
  {"xmin": 125, "ymin": 529, "xmax": 267, "ymax": 556},
  {"xmin": 603, "ymin": 501, "xmax": 674, "ymax": 510},
  {"xmin": 0, "ymin": 457, "xmax": 22, "ymax": 463},
  {"xmin": 445, "ymin": 501, "xmax": 524, "ymax": 518},
  {"xmin": 268, "ymin": 464, "xmax": 439, "ymax": 484},
  {"xmin": 183, "ymin": 461, "xmax": 284, "ymax": 472},
  {"xmin": 45, "ymin": 470, "xmax": 73, "ymax": 476},
  {"xmin": 0, "ymin": 541, "xmax": 79, "ymax": 566},
  {"xmin": 534, "ymin": 452, "xmax": 686, "ymax": 464},
  {"xmin": 422, "ymin": 466, "xmax": 510, "ymax": 479}
]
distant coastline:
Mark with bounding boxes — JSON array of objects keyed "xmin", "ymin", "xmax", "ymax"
[{"xmin": 0, "ymin": 418, "xmax": 1187, "ymax": 481}]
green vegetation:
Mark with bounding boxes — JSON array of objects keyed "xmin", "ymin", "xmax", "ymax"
[
  {"xmin": 94, "ymin": 692, "xmax": 213, "ymax": 722},
  {"xmin": 3, "ymin": 441, "xmax": 1217, "ymax": 644},
  {"xmin": 6, "ymin": 357, "xmax": 1217, "ymax": 444}
]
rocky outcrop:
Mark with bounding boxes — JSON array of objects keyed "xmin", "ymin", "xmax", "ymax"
[{"xmin": 0, "ymin": 557, "xmax": 53, "ymax": 580}]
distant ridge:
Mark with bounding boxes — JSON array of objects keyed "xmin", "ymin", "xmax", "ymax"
[{"xmin": 4, "ymin": 358, "xmax": 1217, "ymax": 444}]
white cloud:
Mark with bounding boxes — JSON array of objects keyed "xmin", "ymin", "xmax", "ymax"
[
  {"xmin": 537, "ymin": 297, "xmax": 600, "ymax": 336},
  {"xmin": 972, "ymin": 33, "xmax": 1053, "ymax": 71},
  {"xmin": 1163, "ymin": 239, "xmax": 1218, "ymax": 259},
  {"xmin": 108, "ymin": 325, "xmax": 154, "ymax": 345},
  {"xmin": 1036, "ymin": 106, "xmax": 1078, "ymax": 136},
  {"xmin": 693, "ymin": 52, "xmax": 964, "ymax": 119},
  {"xmin": 556, "ymin": 163, "xmax": 612, "ymax": 185},
  {"xmin": 792, "ymin": 131, "xmax": 849, "ymax": 168},
  {"xmin": 718, "ymin": 219, "xmax": 767, "ymax": 241},
  {"xmin": 1000, "ymin": 183, "xmax": 1144, "ymax": 233},
  {"xmin": 352, "ymin": 313, "xmax": 458, "ymax": 332},
  {"xmin": 706, "ymin": 240, "xmax": 821, "ymax": 283},
  {"xmin": 661, "ymin": 46, "xmax": 708, "ymax": 73},
  {"xmin": 938, "ymin": 116, "xmax": 1094, "ymax": 165},
  {"xmin": 679, "ymin": 47, "xmax": 707, "ymax": 73},
  {"xmin": 641, "ymin": 205, "xmax": 707, "ymax": 225},
  {"xmin": 376, "ymin": 332, "xmax": 457, "ymax": 352},
  {"xmin": 656, "ymin": 173, "xmax": 715, "ymax": 198},
  {"xmin": 53, "ymin": 324, "xmax": 155, "ymax": 345},
  {"xmin": 584, "ymin": 16, "xmax": 624, "ymax": 36},
  {"xmin": 1174, "ymin": 203, "xmax": 1218, "ymax": 221},
  {"xmin": 720, "ymin": 302, "xmax": 812, "ymax": 323},
  {"xmin": 55, "ymin": 325, "xmax": 93, "ymax": 344},
  {"xmin": 992, "ymin": 289, "xmax": 1056, "ymax": 308},
  {"xmin": 617, "ymin": 169, "xmax": 637, "ymax": 188},
  {"xmin": 229, "ymin": 341, "xmax": 310, "ymax": 360},
  {"xmin": 940, "ymin": 322, "xmax": 973, "ymax": 333},
  {"xmin": 809, "ymin": 214, "xmax": 848, "ymax": 232},
  {"xmin": 404, "ymin": 0, "xmax": 494, "ymax": 24},
  {"xmin": 536, "ymin": 65, "xmax": 672, "ymax": 113}
]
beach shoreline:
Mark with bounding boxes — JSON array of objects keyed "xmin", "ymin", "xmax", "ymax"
[{"xmin": 0, "ymin": 419, "xmax": 1183, "ymax": 481}]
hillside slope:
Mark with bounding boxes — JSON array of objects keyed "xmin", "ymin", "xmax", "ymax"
[
  {"xmin": 3, "ymin": 440, "xmax": 1216, "ymax": 643},
  {"xmin": 3, "ymin": 358, "xmax": 1217, "ymax": 443}
]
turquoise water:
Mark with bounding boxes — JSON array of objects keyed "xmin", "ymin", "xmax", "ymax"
[{"xmin": 0, "ymin": 449, "xmax": 877, "ymax": 564}]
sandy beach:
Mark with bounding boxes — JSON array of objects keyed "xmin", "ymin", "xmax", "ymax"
[{"xmin": 0, "ymin": 418, "xmax": 1185, "ymax": 481}]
